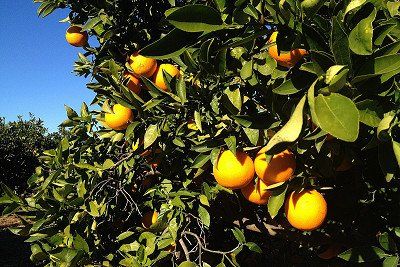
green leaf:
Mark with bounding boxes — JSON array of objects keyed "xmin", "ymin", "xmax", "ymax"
[
  {"xmin": 379, "ymin": 232, "xmax": 397, "ymax": 252},
  {"xmin": 330, "ymin": 17, "xmax": 352, "ymax": 69},
  {"xmin": 224, "ymin": 136, "xmax": 236, "ymax": 155},
  {"xmin": 194, "ymin": 111, "xmax": 203, "ymax": 133},
  {"xmin": 176, "ymin": 76, "xmax": 187, "ymax": 103},
  {"xmin": 387, "ymin": 1, "xmax": 400, "ymax": 17},
  {"xmin": 144, "ymin": 124, "xmax": 159, "ymax": 149},
  {"xmin": 393, "ymin": 141, "xmax": 400, "ymax": 169},
  {"xmin": 243, "ymin": 128, "xmax": 259, "ymax": 145},
  {"xmin": 352, "ymin": 54, "xmax": 400, "ymax": 83},
  {"xmin": 140, "ymin": 29, "xmax": 201, "ymax": 59},
  {"xmin": 265, "ymin": 96, "xmax": 306, "ymax": 153},
  {"xmin": 379, "ymin": 142, "xmax": 398, "ymax": 182},
  {"xmin": 272, "ymin": 79, "xmax": 302, "ymax": 95},
  {"xmin": 199, "ymin": 194, "xmax": 210, "ymax": 206},
  {"xmin": 246, "ymin": 242, "xmax": 262, "ymax": 253},
  {"xmin": 356, "ymin": 100, "xmax": 383, "ymax": 127},
  {"xmin": 349, "ymin": 8, "xmax": 376, "ymax": 55},
  {"xmin": 51, "ymin": 248, "xmax": 79, "ymax": 263},
  {"xmin": 240, "ymin": 60, "xmax": 253, "ymax": 80},
  {"xmin": 74, "ymin": 234, "xmax": 89, "ymax": 253},
  {"xmin": 314, "ymin": 93, "xmax": 359, "ymax": 142},
  {"xmin": 198, "ymin": 205, "xmax": 210, "ymax": 227},
  {"xmin": 178, "ymin": 261, "xmax": 198, "ymax": 267},
  {"xmin": 231, "ymin": 227, "xmax": 246, "ymax": 243},
  {"xmin": 383, "ymin": 256, "xmax": 399, "ymax": 267},
  {"xmin": 223, "ymin": 87, "xmax": 242, "ymax": 114},
  {"xmin": 166, "ymin": 5, "xmax": 224, "ymax": 32},
  {"xmin": 117, "ymin": 231, "xmax": 134, "ymax": 241},
  {"xmin": 338, "ymin": 246, "xmax": 387, "ymax": 263},
  {"xmin": 267, "ymin": 184, "xmax": 288, "ymax": 219},
  {"xmin": 344, "ymin": 0, "xmax": 366, "ymax": 16},
  {"xmin": 192, "ymin": 154, "xmax": 210, "ymax": 169}
]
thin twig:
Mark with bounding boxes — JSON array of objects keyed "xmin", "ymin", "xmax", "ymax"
[{"xmin": 179, "ymin": 238, "xmax": 191, "ymax": 261}]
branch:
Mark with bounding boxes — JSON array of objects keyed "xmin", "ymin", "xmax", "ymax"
[
  {"xmin": 182, "ymin": 231, "xmax": 241, "ymax": 256},
  {"xmin": 179, "ymin": 238, "xmax": 190, "ymax": 261}
]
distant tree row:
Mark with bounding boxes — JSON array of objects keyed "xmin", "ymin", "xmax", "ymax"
[{"xmin": 0, "ymin": 115, "xmax": 62, "ymax": 192}]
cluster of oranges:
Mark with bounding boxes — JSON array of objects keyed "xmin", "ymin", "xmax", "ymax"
[
  {"xmin": 65, "ymin": 25, "xmax": 180, "ymax": 131},
  {"xmin": 213, "ymin": 148, "xmax": 327, "ymax": 231},
  {"xmin": 66, "ymin": 25, "xmax": 324, "ymax": 232}
]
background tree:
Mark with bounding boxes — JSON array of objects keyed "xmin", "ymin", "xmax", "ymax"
[
  {"xmin": 1, "ymin": 0, "xmax": 399, "ymax": 266},
  {"xmin": 0, "ymin": 115, "xmax": 61, "ymax": 192}
]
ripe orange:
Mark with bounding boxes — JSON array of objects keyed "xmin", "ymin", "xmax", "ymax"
[
  {"xmin": 254, "ymin": 148, "xmax": 296, "ymax": 185},
  {"xmin": 124, "ymin": 72, "xmax": 141, "ymax": 94},
  {"xmin": 241, "ymin": 178, "xmax": 271, "ymax": 205},
  {"xmin": 268, "ymin": 31, "xmax": 308, "ymax": 68},
  {"xmin": 129, "ymin": 53, "xmax": 157, "ymax": 78},
  {"xmin": 285, "ymin": 189, "xmax": 327, "ymax": 231},
  {"xmin": 141, "ymin": 210, "xmax": 158, "ymax": 229},
  {"xmin": 153, "ymin": 64, "xmax": 180, "ymax": 91},
  {"xmin": 65, "ymin": 26, "xmax": 88, "ymax": 47},
  {"xmin": 213, "ymin": 150, "xmax": 255, "ymax": 189},
  {"xmin": 104, "ymin": 104, "xmax": 133, "ymax": 130}
]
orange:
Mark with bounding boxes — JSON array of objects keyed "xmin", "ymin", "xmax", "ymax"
[
  {"xmin": 153, "ymin": 64, "xmax": 180, "ymax": 91},
  {"xmin": 129, "ymin": 53, "xmax": 157, "ymax": 78},
  {"xmin": 213, "ymin": 150, "xmax": 255, "ymax": 189},
  {"xmin": 65, "ymin": 26, "xmax": 88, "ymax": 47},
  {"xmin": 254, "ymin": 148, "xmax": 296, "ymax": 185},
  {"xmin": 241, "ymin": 178, "xmax": 271, "ymax": 205},
  {"xmin": 268, "ymin": 31, "xmax": 308, "ymax": 68},
  {"xmin": 104, "ymin": 104, "xmax": 133, "ymax": 131},
  {"xmin": 124, "ymin": 72, "xmax": 141, "ymax": 94},
  {"xmin": 141, "ymin": 211, "xmax": 158, "ymax": 229},
  {"xmin": 285, "ymin": 189, "xmax": 327, "ymax": 231}
]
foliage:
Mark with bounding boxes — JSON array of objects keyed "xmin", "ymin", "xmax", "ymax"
[
  {"xmin": 0, "ymin": 115, "xmax": 60, "ymax": 192},
  {"xmin": 2, "ymin": 0, "xmax": 400, "ymax": 266}
]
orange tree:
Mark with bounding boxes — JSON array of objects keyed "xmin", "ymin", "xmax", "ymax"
[{"xmin": 1, "ymin": 0, "xmax": 400, "ymax": 266}]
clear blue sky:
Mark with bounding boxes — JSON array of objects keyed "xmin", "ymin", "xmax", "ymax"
[{"xmin": 0, "ymin": 1, "xmax": 95, "ymax": 132}]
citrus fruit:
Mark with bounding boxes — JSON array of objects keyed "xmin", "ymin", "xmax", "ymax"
[
  {"xmin": 124, "ymin": 72, "xmax": 141, "ymax": 94},
  {"xmin": 141, "ymin": 210, "xmax": 158, "ymax": 229},
  {"xmin": 213, "ymin": 150, "xmax": 255, "ymax": 189},
  {"xmin": 66, "ymin": 26, "xmax": 88, "ymax": 47},
  {"xmin": 285, "ymin": 189, "xmax": 327, "ymax": 231},
  {"xmin": 268, "ymin": 31, "xmax": 308, "ymax": 68},
  {"xmin": 153, "ymin": 64, "xmax": 180, "ymax": 91},
  {"xmin": 254, "ymin": 148, "xmax": 296, "ymax": 185},
  {"xmin": 241, "ymin": 178, "xmax": 271, "ymax": 205},
  {"xmin": 129, "ymin": 53, "xmax": 157, "ymax": 78},
  {"xmin": 104, "ymin": 104, "xmax": 133, "ymax": 131}
]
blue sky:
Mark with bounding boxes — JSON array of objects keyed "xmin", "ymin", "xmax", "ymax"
[{"xmin": 0, "ymin": 1, "xmax": 95, "ymax": 132}]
